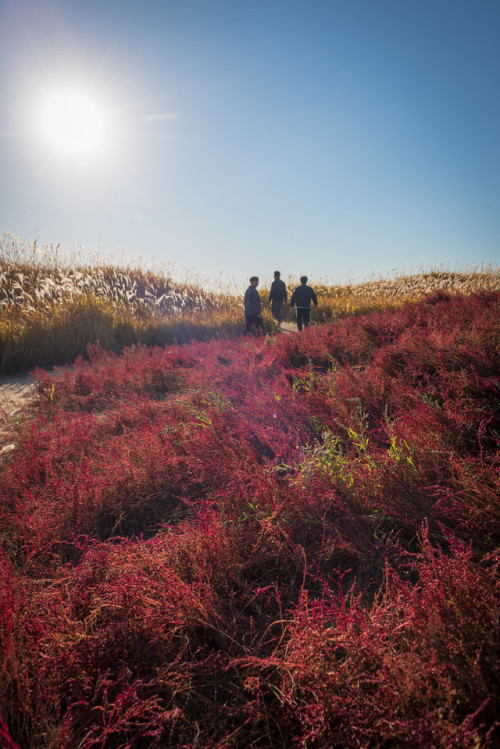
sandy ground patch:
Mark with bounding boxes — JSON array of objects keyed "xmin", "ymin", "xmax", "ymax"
[
  {"xmin": 278, "ymin": 321, "xmax": 298, "ymax": 332},
  {"xmin": 0, "ymin": 374, "xmax": 38, "ymax": 454}
]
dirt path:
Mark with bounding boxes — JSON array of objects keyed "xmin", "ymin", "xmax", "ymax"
[
  {"xmin": 0, "ymin": 374, "xmax": 37, "ymax": 454},
  {"xmin": 278, "ymin": 322, "xmax": 298, "ymax": 333}
]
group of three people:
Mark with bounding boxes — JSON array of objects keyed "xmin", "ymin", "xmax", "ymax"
[{"xmin": 244, "ymin": 271, "xmax": 318, "ymax": 335}]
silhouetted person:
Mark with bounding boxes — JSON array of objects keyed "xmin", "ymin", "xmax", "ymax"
[
  {"xmin": 244, "ymin": 276, "xmax": 264, "ymax": 336},
  {"xmin": 268, "ymin": 270, "xmax": 287, "ymax": 325},
  {"xmin": 290, "ymin": 276, "xmax": 318, "ymax": 331}
]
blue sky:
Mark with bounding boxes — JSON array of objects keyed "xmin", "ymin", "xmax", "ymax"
[{"xmin": 1, "ymin": 0, "xmax": 499, "ymax": 286}]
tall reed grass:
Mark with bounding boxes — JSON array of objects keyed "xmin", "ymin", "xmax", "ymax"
[{"xmin": 0, "ymin": 234, "xmax": 242, "ymax": 372}]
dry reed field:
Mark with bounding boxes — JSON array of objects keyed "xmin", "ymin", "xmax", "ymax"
[{"xmin": 0, "ymin": 234, "xmax": 239, "ymax": 372}]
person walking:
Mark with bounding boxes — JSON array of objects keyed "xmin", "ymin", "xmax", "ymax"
[
  {"xmin": 290, "ymin": 276, "xmax": 318, "ymax": 331},
  {"xmin": 268, "ymin": 270, "xmax": 287, "ymax": 325},
  {"xmin": 244, "ymin": 276, "xmax": 264, "ymax": 336}
]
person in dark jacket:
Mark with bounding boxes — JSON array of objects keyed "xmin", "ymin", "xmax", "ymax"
[
  {"xmin": 244, "ymin": 276, "xmax": 264, "ymax": 336},
  {"xmin": 268, "ymin": 271, "xmax": 287, "ymax": 324},
  {"xmin": 290, "ymin": 276, "xmax": 318, "ymax": 331}
]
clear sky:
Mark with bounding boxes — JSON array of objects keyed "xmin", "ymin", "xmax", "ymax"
[{"xmin": 1, "ymin": 0, "xmax": 499, "ymax": 287}]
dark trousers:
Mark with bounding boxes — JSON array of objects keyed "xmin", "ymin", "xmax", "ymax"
[
  {"xmin": 271, "ymin": 300, "xmax": 284, "ymax": 322},
  {"xmin": 244, "ymin": 314, "xmax": 264, "ymax": 336},
  {"xmin": 296, "ymin": 307, "xmax": 311, "ymax": 331}
]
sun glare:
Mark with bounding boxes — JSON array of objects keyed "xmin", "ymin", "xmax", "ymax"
[{"xmin": 39, "ymin": 90, "xmax": 108, "ymax": 157}]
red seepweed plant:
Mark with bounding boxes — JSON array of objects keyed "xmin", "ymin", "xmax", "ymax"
[{"xmin": 0, "ymin": 291, "xmax": 499, "ymax": 746}]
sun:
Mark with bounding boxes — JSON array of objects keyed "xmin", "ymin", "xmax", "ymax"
[{"xmin": 39, "ymin": 90, "xmax": 108, "ymax": 157}]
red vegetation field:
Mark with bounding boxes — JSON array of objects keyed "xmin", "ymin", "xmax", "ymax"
[{"xmin": 1, "ymin": 291, "xmax": 499, "ymax": 747}]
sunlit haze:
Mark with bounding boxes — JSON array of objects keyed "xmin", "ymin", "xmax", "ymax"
[{"xmin": 1, "ymin": 0, "xmax": 499, "ymax": 286}]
